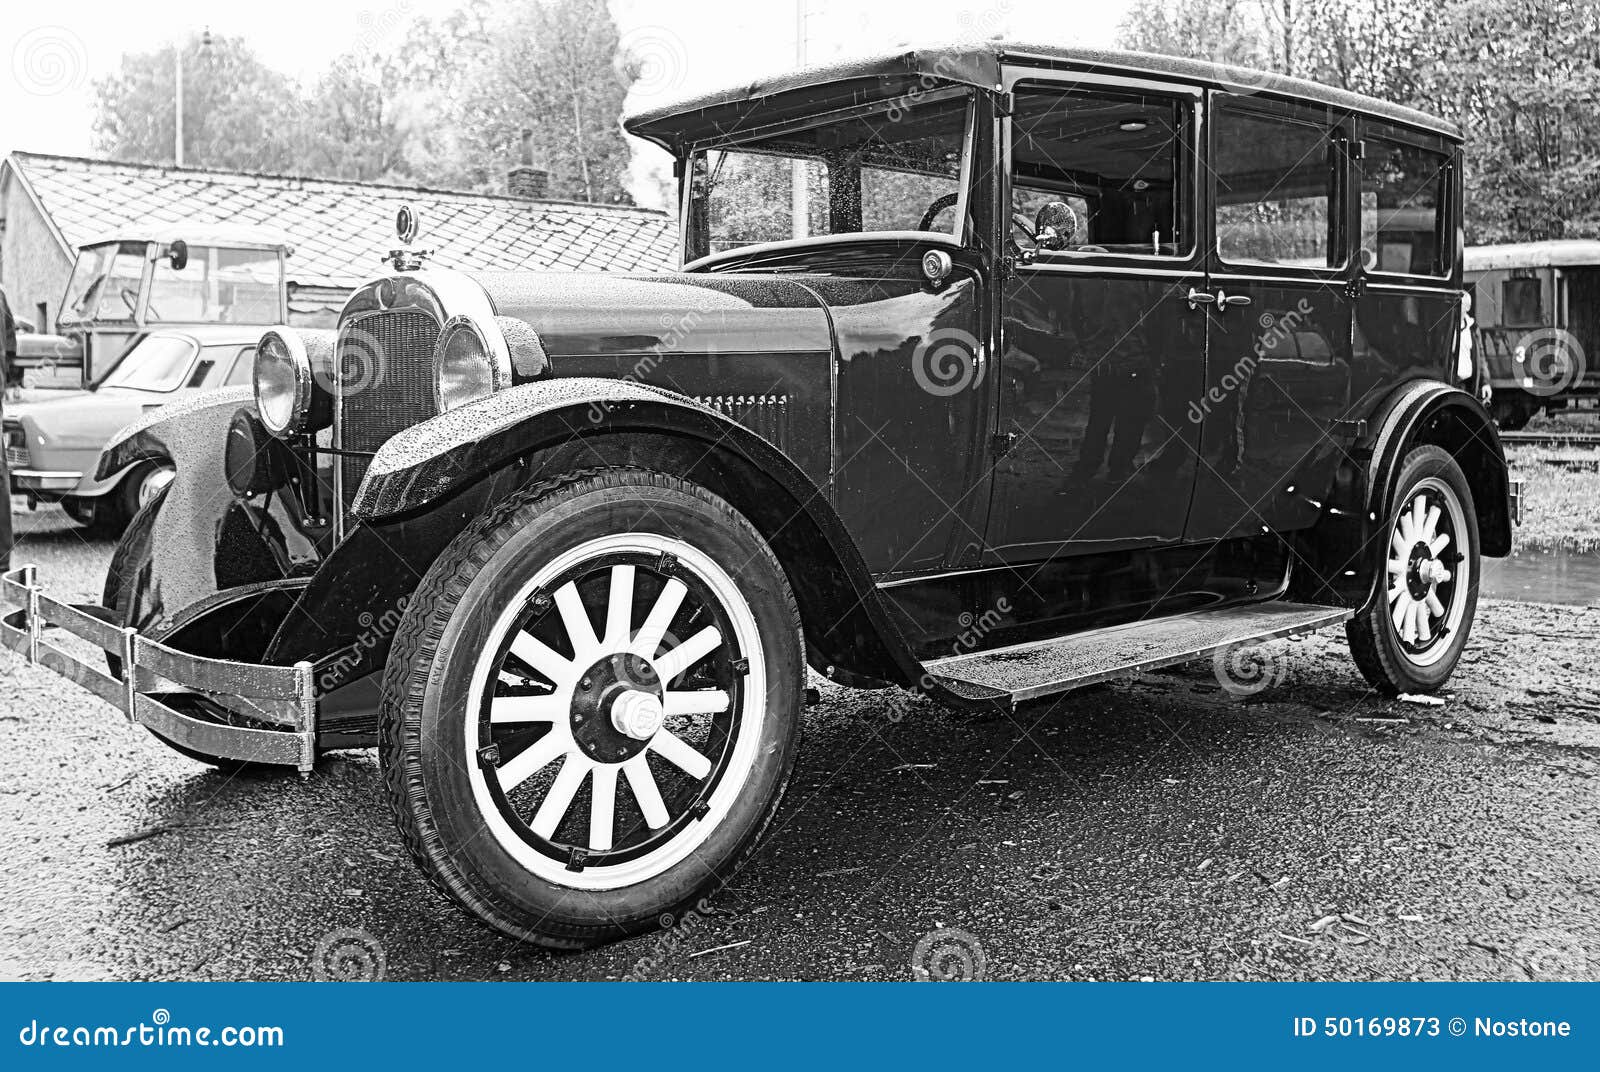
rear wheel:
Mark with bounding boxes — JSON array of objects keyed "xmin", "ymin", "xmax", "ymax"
[
  {"xmin": 1347, "ymin": 445, "xmax": 1479, "ymax": 695},
  {"xmin": 380, "ymin": 468, "xmax": 803, "ymax": 947}
]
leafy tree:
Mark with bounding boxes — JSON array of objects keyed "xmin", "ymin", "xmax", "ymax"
[
  {"xmin": 456, "ymin": 0, "xmax": 638, "ymax": 202},
  {"xmin": 91, "ymin": 33, "xmax": 300, "ymax": 172}
]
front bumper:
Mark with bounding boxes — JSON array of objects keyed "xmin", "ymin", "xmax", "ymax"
[
  {"xmin": 1509, "ymin": 479, "xmax": 1524, "ymax": 527},
  {"xmin": 0, "ymin": 566, "xmax": 317, "ymax": 771},
  {"xmin": 10, "ymin": 469, "xmax": 85, "ymax": 494}
]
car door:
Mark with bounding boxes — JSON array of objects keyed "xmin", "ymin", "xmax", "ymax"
[
  {"xmin": 984, "ymin": 74, "xmax": 1207, "ymax": 565},
  {"xmin": 1188, "ymin": 95, "xmax": 1355, "ymax": 542}
]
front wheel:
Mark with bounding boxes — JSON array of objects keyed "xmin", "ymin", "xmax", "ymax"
[
  {"xmin": 1346, "ymin": 444, "xmax": 1480, "ymax": 695},
  {"xmin": 380, "ymin": 468, "xmax": 803, "ymax": 947}
]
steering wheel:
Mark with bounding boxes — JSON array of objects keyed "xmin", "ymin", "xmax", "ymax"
[
  {"xmin": 917, "ymin": 192, "xmax": 960, "ymax": 232},
  {"xmin": 1076, "ymin": 245, "xmax": 1110, "ymax": 254},
  {"xmin": 119, "ymin": 286, "xmax": 141, "ymax": 315}
]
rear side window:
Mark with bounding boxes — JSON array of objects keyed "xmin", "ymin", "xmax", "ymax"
[
  {"xmin": 1214, "ymin": 105, "xmax": 1337, "ymax": 268},
  {"xmin": 224, "ymin": 347, "xmax": 256, "ymax": 386},
  {"xmin": 1502, "ymin": 277, "xmax": 1543, "ymax": 326},
  {"xmin": 1359, "ymin": 136, "xmax": 1450, "ymax": 277}
]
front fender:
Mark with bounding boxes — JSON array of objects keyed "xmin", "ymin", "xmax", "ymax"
[
  {"xmin": 95, "ymin": 387, "xmax": 324, "ymax": 642},
  {"xmin": 353, "ymin": 378, "xmax": 815, "ymax": 520}
]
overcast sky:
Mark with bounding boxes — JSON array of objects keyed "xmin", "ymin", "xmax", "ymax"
[{"xmin": 2, "ymin": 0, "xmax": 1135, "ymax": 207}]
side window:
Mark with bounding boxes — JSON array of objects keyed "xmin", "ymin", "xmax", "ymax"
[
  {"xmin": 1010, "ymin": 86, "xmax": 1191, "ymax": 257},
  {"xmin": 223, "ymin": 347, "xmax": 256, "ymax": 386},
  {"xmin": 1214, "ymin": 105, "xmax": 1337, "ymax": 268},
  {"xmin": 1502, "ymin": 278, "xmax": 1543, "ymax": 326},
  {"xmin": 1360, "ymin": 135, "xmax": 1450, "ymax": 276}
]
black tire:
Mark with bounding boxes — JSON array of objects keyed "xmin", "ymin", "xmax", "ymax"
[
  {"xmin": 380, "ymin": 467, "xmax": 804, "ymax": 948},
  {"xmin": 104, "ymin": 489, "xmax": 283, "ymax": 775},
  {"xmin": 1347, "ymin": 444, "xmax": 1480, "ymax": 695},
  {"xmin": 74, "ymin": 463, "xmax": 173, "ymax": 537}
]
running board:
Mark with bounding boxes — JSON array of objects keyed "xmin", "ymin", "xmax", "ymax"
[{"xmin": 924, "ymin": 600, "xmax": 1352, "ymax": 708}]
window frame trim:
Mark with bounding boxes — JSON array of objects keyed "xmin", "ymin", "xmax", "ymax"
[
  {"xmin": 1209, "ymin": 92, "xmax": 1352, "ymax": 278},
  {"xmin": 1000, "ymin": 68, "xmax": 1203, "ymax": 269},
  {"xmin": 1354, "ymin": 120, "xmax": 1455, "ymax": 283}
]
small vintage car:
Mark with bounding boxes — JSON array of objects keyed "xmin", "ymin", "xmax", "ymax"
[
  {"xmin": 2, "ymin": 43, "xmax": 1518, "ymax": 948},
  {"xmin": 6, "ymin": 326, "xmax": 264, "ymax": 530}
]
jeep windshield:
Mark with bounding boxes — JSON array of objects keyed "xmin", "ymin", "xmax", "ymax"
[
  {"xmin": 684, "ymin": 86, "xmax": 973, "ymax": 261},
  {"xmin": 62, "ymin": 242, "xmax": 147, "ymax": 324},
  {"xmin": 147, "ymin": 246, "xmax": 284, "ymax": 324}
]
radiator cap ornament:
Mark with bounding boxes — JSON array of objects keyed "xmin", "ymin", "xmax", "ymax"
[{"xmin": 385, "ymin": 203, "xmax": 431, "ymax": 271}]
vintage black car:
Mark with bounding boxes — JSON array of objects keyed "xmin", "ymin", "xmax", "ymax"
[{"xmin": 2, "ymin": 43, "xmax": 1518, "ymax": 948}]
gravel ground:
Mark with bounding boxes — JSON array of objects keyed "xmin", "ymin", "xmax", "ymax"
[{"xmin": 2, "ymin": 501, "xmax": 1597, "ymax": 982}]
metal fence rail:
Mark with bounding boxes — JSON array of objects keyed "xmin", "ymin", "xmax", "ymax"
[{"xmin": 0, "ymin": 566, "xmax": 317, "ymax": 771}]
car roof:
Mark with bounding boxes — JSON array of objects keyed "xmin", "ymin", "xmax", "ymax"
[
  {"xmin": 623, "ymin": 41, "xmax": 1461, "ymax": 150},
  {"xmin": 1465, "ymin": 240, "xmax": 1600, "ymax": 272}
]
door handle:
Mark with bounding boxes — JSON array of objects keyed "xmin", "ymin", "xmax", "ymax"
[
  {"xmin": 1216, "ymin": 291, "xmax": 1253, "ymax": 308},
  {"xmin": 1185, "ymin": 287, "xmax": 1217, "ymax": 310}
]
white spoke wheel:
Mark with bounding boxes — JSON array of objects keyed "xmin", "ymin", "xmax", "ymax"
[
  {"xmin": 1347, "ymin": 445, "xmax": 1479, "ymax": 695},
  {"xmin": 379, "ymin": 468, "xmax": 803, "ymax": 948}
]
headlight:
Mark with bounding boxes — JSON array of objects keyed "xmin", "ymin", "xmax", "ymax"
[
  {"xmin": 435, "ymin": 317, "xmax": 502, "ymax": 412},
  {"xmin": 254, "ymin": 330, "xmax": 313, "ymax": 436}
]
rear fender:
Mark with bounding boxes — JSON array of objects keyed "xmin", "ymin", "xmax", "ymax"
[{"xmin": 1290, "ymin": 379, "xmax": 1511, "ymax": 613}]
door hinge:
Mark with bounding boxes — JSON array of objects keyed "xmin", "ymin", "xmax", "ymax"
[
  {"xmin": 991, "ymin": 431, "xmax": 1020, "ymax": 457},
  {"xmin": 1329, "ymin": 418, "xmax": 1368, "ymax": 439}
]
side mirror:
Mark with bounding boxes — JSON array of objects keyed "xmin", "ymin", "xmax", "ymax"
[
  {"xmin": 1033, "ymin": 202, "xmax": 1077, "ymax": 251},
  {"xmin": 166, "ymin": 240, "xmax": 189, "ymax": 272}
]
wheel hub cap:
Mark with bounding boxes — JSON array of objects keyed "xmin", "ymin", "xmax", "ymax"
[{"xmin": 610, "ymin": 690, "xmax": 665, "ymax": 741}]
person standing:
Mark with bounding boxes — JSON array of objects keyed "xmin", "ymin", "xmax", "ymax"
[{"xmin": 0, "ymin": 283, "xmax": 15, "ymax": 568}]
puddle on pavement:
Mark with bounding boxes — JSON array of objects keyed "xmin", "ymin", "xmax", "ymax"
[{"xmin": 1482, "ymin": 548, "xmax": 1600, "ymax": 607}]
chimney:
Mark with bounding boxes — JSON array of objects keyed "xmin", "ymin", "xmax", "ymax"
[{"xmin": 507, "ymin": 129, "xmax": 549, "ymax": 200}]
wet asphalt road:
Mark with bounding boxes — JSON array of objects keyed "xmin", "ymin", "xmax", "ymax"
[{"xmin": 2, "ymin": 503, "xmax": 1597, "ymax": 982}]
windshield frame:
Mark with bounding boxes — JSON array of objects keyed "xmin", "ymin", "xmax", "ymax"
[
  {"xmin": 60, "ymin": 241, "xmax": 152, "ymax": 327},
  {"xmin": 97, "ymin": 332, "xmax": 202, "ymax": 393},
  {"xmin": 146, "ymin": 245, "xmax": 289, "ymax": 325},
  {"xmin": 679, "ymin": 85, "xmax": 977, "ymax": 269}
]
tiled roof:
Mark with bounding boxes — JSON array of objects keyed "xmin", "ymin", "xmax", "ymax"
[{"xmin": 7, "ymin": 152, "xmax": 679, "ymax": 288}]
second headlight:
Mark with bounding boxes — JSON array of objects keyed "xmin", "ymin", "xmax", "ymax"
[{"xmin": 435, "ymin": 317, "xmax": 505, "ymax": 412}]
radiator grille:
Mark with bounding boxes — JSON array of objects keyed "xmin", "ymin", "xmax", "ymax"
[
  {"xmin": 337, "ymin": 311, "xmax": 440, "ymax": 500},
  {"xmin": 695, "ymin": 394, "xmax": 793, "ymax": 450}
]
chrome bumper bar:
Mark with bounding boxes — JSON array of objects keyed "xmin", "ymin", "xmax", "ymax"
[
  {"xmin": 1, "ymin": 566, "xmax": 317, "ymax": 771},
  {"xmin": 1509, "ymin": 479, "xmax": 1524, "ymax": 526}
]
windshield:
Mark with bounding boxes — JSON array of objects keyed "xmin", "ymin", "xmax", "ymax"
[
  {"xmin": 62, "ymin": 242, "xmax": 147, "ymax": 323},
  {"xmin": 100, "ymin": 334, "xmax": 199, "ymax": 392},
  {"xmin": 148, "ymin": 246, "xmax": 283, "ymax": 324},
  {"xmin": 685, "ymin": 88, "xmax": 973, "ymax": 261}
]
